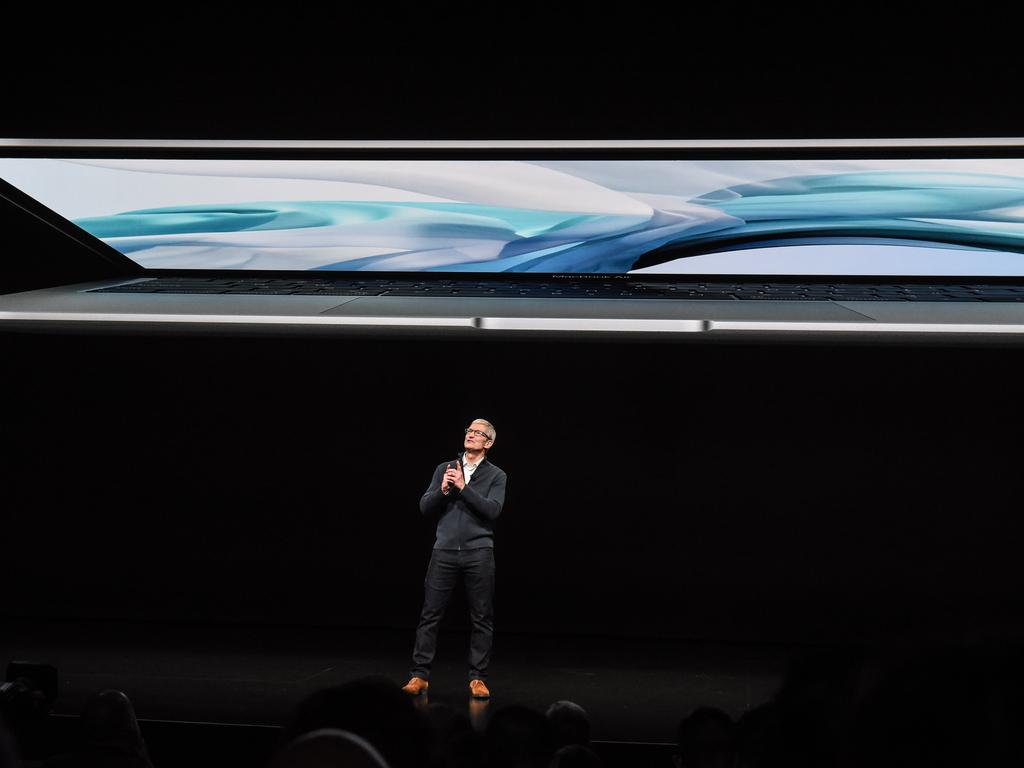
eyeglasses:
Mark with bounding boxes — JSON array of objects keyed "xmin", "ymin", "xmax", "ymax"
[{"xmin": 465, "ymin": 428, "xmax": 492, "ymax": 440}]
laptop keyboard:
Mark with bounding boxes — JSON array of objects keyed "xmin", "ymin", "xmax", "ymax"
[{"xmin": 91, "ymin": 277, "xmax": 1024, "ymax": 302}]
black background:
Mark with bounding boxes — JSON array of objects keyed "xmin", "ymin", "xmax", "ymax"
[{"xmin": 2, "ymin": 8, "xmax": 1022, "ymax": 647}]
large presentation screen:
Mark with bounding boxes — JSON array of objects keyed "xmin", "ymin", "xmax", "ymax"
[{"xmin": 2, "ymin": 157, "xmax": 1024, "ymax": 275}]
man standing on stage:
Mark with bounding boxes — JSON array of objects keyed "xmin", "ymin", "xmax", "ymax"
[{"xmin": 402, "ymin": 419, "xmax": 507, "ymax": 699}]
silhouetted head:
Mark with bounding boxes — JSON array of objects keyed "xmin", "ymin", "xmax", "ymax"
[
  {"xmin": 278, "ymin": 676, "xmax": 432, "ymax": 768},
  {"xmin": 760, "ymin": 646, "xmax": 873, "ymax": 767},
  {"xmin": 268, "ymin": 728, "xmax": 390, "ymax": 768},
  {"xmin": 483, "ymin": 705, "xmax": 554, "ymax": 768},
  {"xmin": 425, "ymin": 701, "xmax": 482, "ymax": 768},
  {"xmin": 847, "ymin": 645, "xmax": 1001, "ymax": 768},
  {"xmin": 672, "ymin": 707, "xmax": 734, "ymax": 768},
  {"xmin": 550, "ymin": 743, "xmax": 603, "ymax": 768},
  {"xmin": 545, "ymin": 700, "xmax": 591, "ymax": 747},
  {"xmin": 80, "ymin": 690, "xmax": 147, "ymax": 754}
]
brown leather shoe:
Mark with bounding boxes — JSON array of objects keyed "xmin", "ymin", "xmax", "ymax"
[
  {"xmin": 469, "ymin": 679, "xmax": 490, "ymax": 698},
  {"xmin": 402, "ymin": 677, "xmax": 429, "ymax": 695}
]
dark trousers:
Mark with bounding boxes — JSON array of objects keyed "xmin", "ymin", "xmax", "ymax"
[{"xmin": 410, "ymin": 547, "xmax": 496, "ymax": 682}]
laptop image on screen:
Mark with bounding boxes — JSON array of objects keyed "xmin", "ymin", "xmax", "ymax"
[{"xmin": 3, "ymin": 137, "xmax": 1024, "ymax": 339}]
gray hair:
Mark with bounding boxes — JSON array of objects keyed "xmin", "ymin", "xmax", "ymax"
[{"xmin": 471, "ymin": 418, "xmax": 496, "ymax": 443}]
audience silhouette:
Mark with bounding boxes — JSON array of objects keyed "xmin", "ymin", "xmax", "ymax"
[
  {"xmin": 672, "ymin": 706, "xmax": 733, "ymax": 768},
  {"xmin": 423, "ymin": 702, "xmax": 482, "ymax": 768},
  {"xmin": 544, "ymin": 702, "xmax": 591, "ymax": 750},
  {"xmin": 5, "ymin": 644, "xmax": 1024, "ymax": 767},
  {"xmin": 40, "ymin": 689, "xmax": 154, "ymax": 768},
  {"xmin": 275, "ymin": 676, "xmax": 433, "ymax": 768},
  {"xmin": 481, "ymin": 705, "xmax": 555, "ymax": 768},
  {"xmin": 549, "ymin": 744, "xmax": 603, "ymax": 768},
  {"xmin": 267, "ymin": 728, "xmax": 390, "ymax": 768}
]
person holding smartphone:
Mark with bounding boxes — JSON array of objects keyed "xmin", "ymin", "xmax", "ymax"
[{"xmin": 402, "ymin": 419, "xmax": 507, "ymax": 699}]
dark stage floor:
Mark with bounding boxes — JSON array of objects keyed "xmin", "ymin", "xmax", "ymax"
[{"xmin": 0, "ymin": 618, "xmax": 790, "ymax": 746}]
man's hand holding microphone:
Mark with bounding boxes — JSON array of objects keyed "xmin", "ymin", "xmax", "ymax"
[{"xmin": 441, "ymin": 461, "xmax": 466, "ymax": 495}]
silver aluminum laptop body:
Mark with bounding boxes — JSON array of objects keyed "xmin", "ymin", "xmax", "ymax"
[{"xmin": 3, "ymin": 137, "xmax": 1024, "ymax": 339}]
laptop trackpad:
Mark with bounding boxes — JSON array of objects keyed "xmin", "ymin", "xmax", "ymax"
[{"xmin": 323, "ymin": 297, "xmax": 869, "ymax": 321}]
